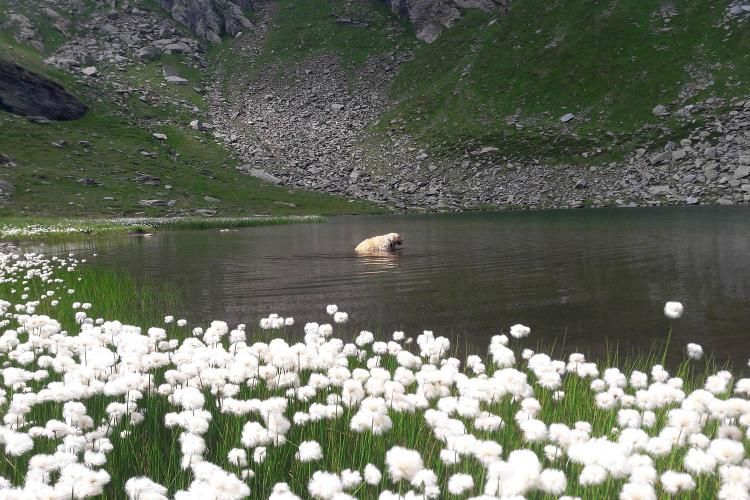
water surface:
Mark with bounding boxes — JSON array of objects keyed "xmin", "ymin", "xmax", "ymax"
[{"xmin": 39, "ymin": 206, "xmax": 750, "ymax": 365}]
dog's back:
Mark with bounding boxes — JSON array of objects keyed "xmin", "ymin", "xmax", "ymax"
[{"xmin": 355, "ymin": 233, "xmax": 402, "ymax": 253}]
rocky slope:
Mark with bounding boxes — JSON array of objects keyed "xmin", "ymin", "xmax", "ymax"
[
  {"xmin": 0, "ymin": 0, "xmax": 749, "ymax": 214},
  {"xmin": 203, "ymin": 0, "xmax": 750, "ymax": 210},
  {"xmin": 156, "ymin": 0, "xmax": 253, "ymax": 42},
  {"xmin": 383, "ymin": 0, "xmax": 510, "ymax": 42},
  {"xmin": 0, "ymin": 0, "xmax": 374, "ymax": 216}
]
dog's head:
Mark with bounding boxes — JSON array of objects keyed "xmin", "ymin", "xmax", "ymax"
[{"xmin": 387, "ymin": 233, "xmax": 403, "ymax": 246}]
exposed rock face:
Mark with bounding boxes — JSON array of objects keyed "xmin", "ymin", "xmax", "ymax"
[
  {"xmin": 5, "ymin": 13, "xmax": 44, "ymax": 52},
  {"xmin": 0, "ymin": 61, "xmax": 86, "ymax": 120},
  {"xmin": 156, "ymin": 0, "xmax": 253, "ymax": 43},
  {"xmin": 384, "ymin": 0, "xmax": 509, "ymax": 42}
]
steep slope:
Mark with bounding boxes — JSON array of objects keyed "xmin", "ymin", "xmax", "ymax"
[
  {"xmin": 205, "ymin": 0, "xmax": 750, "ymax": 209},
  {"xmin": 0, "ymin": 0, "xmax": 748, "ymax": 214},
  {"xmin": 0, "ymin": 0, "xmax": 377, "ymax": 217}
]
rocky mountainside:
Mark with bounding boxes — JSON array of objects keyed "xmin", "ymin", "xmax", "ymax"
[
  {"xmin": 156, "ymin": 0, "xmax": 253, "ymax": 42},
  {"xmin": 0, "ymin": 0, "xmax": 749, "ymax": 215}
]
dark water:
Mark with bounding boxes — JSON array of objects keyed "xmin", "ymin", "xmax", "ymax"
[{"xmin": 38, "ymin": 206, "xmax": 750, "ymax": 365}]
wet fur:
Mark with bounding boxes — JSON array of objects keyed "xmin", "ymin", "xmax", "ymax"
[{"xmin": 355, "ymin": 233, "xmax": 403, "ymax": 254}]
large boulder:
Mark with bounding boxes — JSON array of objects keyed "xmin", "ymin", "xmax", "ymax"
[
  {"xmin": 156, "ymin": 0, "xmax": 253, "ymax": 43},
  {"xmin": 0, "ymin": 60, "xmax": 87, "ymax": 120},
  {"xmin": 384, "ymin": 0, "xmax": 509, "ymax": 42}
]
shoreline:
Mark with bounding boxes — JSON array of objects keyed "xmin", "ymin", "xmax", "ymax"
[
  {"xmin": 0, "ymin": 215, "xmax": 326, "ymax": 242},
  {"xmin": 4, "ymin": 203, "xmax": 750, "ymax": 243}
]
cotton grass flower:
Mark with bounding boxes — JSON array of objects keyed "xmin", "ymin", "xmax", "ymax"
[
  {"xmin": 660, "ymin": 470, "xmax": 696, "ymax": 494},
  {"xmin": 509, "ymin": 324, "xmax": 531, "ymax": 338},
  {"xmin": 0, "ymin": 253, "xmax": 746, "ymax": 500},
  {"xmin": 125, "ymin": 477, "xmax": 168, "ymax": 500},
  {"xmin": 296, "ymin": 440, "xmax": 323, "ymax": 462},
  {"xmin": 664, "ymin": 301, "xmax": 683, "ymax": 319},
  {"xmin": 364, "ymin": 463, "xmax": 382, "ymax": 485},
  {"xmin": 385, "ymin": 446, "xmax": 424, "ymax": 482},
  {"xmin": 308, "ymin": 471, "xmax": 343, "ymax": 499},
  {"xmin": 448, "ymin": 473, "xmax": 474, "ymax": 495},
  {"xmin": 333, "ymin": 311, "xmax": 348, "ymax": 324},
  {"xmin": 686, "ymin": 343, "xmax": 703, "ymax": 360}
]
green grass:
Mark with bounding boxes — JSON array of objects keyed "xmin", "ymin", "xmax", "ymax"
[
  {"xmin": 0, "ymin": 215, "xmax": 326, "ymax": 241},
  {"xmin": 207, "ymin": 0, "xmax": 750, "ymax": 171},
  {"xmin": 4, "ymin": 0, "xmax": 748, "ymax": 220},
  {"xmin": 209, "ymin": 0, "xmax": 414, "ymax": 90},
  {"xmin": 0, "ymin": 3, "xmax": 382, "ymax": 218},
  {"xmin": 383, "ymin": 0, "xmax": 750, "ymax": 162},
  {"xmin": 0, "ymin": 254, "xmax": 736, "ymax": 498}
]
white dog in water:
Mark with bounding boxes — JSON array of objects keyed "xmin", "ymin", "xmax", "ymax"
[{"xmin": 355, "ymin": 233, "xmax": 403, "ymax": 254}]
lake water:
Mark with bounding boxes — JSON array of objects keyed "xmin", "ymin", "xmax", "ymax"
[{"xmin": 38, "ymin": 206, "xmax": 750, "ymax": 365}]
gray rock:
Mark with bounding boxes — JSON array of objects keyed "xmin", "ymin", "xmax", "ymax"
[
  {"xmin": 649, "ymin": 151, "xmax": 672, "ymax": 164},
  {"xmin": 671, "ymin": 148, "xmax": 687, "ymax": 161},
  {"xmin": 203, "ymin": 195, "xmax": 220, "ymax": 202},
  {"xmin": 0, "ymin": 180, "xmax": 15, "ymax": 194},
  {"xmin": 574, "ymin": 179, "xmax": 588, "ymax": 189},
  {"xmin": 190, "ymin": 119, "xmax": 208, "ymax": 131},
  {"xmin": 139, "ymin": 199, "xmax": 170, "ymax": 206},
  {"xmin": 165, "ymin": 75, "xmax": 188, "ymax": 85},
  {"xmin": 243, "ymin": 167, "xmax": 282, "ymax": 184},
  {"xmin": 0, "ymin": 61, "xmax": 86, "ymax": 120},
  {"xmin": 163, "ymin": 42, "xmax": 192, "ymax": 54},
  {"xmin": 475, "ymin": 146, "xmax": 498, "ymax": 155},
  {"xmin": 734, "ymin": 165, "xmax": 750, "ymax": 179},
  {"xmin": 652, "ymin": 104, "xmax": 669, "ymax": 116},
  {"xmin": 648, "ymin": 185, "xmax": 671, "ymax": 196},
  {"xmin": 704, "ymin": 170, "xmax": 719, "ymax": 181},
  {"xmin": 730, "ymin": 5, "xmax": 745, "ymax": 15},
  {"xmin": 156, "ymin": 0, "xmax": 253, "ymax": 43},
  {"xmin": 560, "ymin": 113, "xmax": 575, "ymax": 123},
  {"xmin": 153, "ymin": 133, "xmax": 168, "ymax": 140},
  {"xmin": 685, "ymin": 196, "xmax": 700, "ymax": 205},
  {"xmin": 137, "ymin": 46, "xmax": 161, "ymax": 62},
  {"xmin": 81, "ymin": 66, "xmax": 97, "ymax": 77},
  {"xmin": 27, "ymin": 116, "xmax": 51, "ymax": 124},
  {"xmin": 135, "ymin": 172, "xmax": 161, "ymax": 185}
]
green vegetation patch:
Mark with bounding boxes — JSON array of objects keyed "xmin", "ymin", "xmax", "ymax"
[{"xmin": 384, "ymin": 0, "xmax": 750, "ymax": 161}]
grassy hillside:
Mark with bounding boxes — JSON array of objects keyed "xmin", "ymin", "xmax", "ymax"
[
  {"xmin": 209, "ymin": 0, "xmax": 415, "ymax": 89},
  {"xmin": 384, "ymin": 0, "xmax": 750, "ymax": 160},
  {"xmin": 1, "ymin": 0, "xmax": 748, "ymax": 217},
  {"xmin": 0, "ymin": 2, "xmax": 379, "ymax": 217},
  {"xmin": 210, "ymin": 0, "xmax": 748, "ymax": 164}
]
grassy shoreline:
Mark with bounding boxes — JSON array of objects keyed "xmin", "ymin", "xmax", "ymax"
[
  {"xmin": 0, "ymin": 253, "xmax": 744, "ymax": 498},
  {"xmin": 0, "ymin": 215, "xmax": 326, "ymax": 242}
]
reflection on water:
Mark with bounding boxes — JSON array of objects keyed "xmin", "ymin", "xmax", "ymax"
[
  {"xmin": 358, "ymin": 252, "xmax": 402, "ymax": 275},
  {"xmin": 34, "ymin": 206, "xmax": 750, "ymax": 366}
]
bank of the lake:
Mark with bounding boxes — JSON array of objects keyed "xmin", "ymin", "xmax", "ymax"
[{"xmin": 0, "ymin": 215, "xmax": 326, "ymax": 241}]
